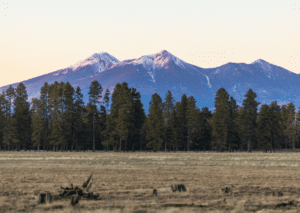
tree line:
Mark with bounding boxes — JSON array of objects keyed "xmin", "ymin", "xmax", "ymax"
[{"xmin": 0, "ymin": 80, "xmax": 299, "ymax": 152}]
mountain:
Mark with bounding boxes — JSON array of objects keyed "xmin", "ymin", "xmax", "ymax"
[{"xmin": 1, "ymin": 50, "xmax": 300, "ymax": 114}]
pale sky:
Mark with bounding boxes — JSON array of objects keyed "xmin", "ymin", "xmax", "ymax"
[{"xmin": 0, "ymin": 0, "xmax": 299, "ymax": 88}]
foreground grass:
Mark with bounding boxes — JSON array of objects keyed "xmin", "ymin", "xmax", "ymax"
[{"xmin": 1, "ymin": 151, "xmax": 300, "ymax": 212}]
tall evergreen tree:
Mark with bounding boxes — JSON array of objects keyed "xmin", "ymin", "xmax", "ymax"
[
  {"xmin": 257, "ymin": 104, "xmax": 273, "ymax": 152},
  {"xmin": 3, "ymin": 86, "xmax": 17, "ymax": 150},
  {"xmin": 73, "ymin": 86, "xmax": 85, "ymax": 151},
  {"xmin": 48, "ymin": 81, "xmax": 66, "ymax": 151},
  {"xmin": 88, "ymin": 80, "xmax": 103, "ymax": 152},
  {"xmin": 103, "ymin": 88, "xmax": 111, "ymax": 114},
  {"xmin": 176, "ymin": 94, "xmax": 188, "ymax": 150},
  {"xmin": 269, "ymin": 101, "xmax": 282, "ymax": 151},
  {"xmin": 31, "ymin": 98, "xmax": 43, "ymax": 150},
  {"xmin": 62, "ymin": 82, "xmax": 74, "ymax": 150},
  {"xmin": 13, "ymin": 83, "xmax": 31, "ymax": 150},
  {"xmin": 197, "ymin": 107, "xmax": 213, "ymax": 151},
  {"xmin": 240, "ymin": 89, "xmax": 260, "ymax": 152},
  {"xmin": 104, "ymin": 83, "xmax": 122, "ymax": 151},
  {"xmin": 212, "ymin": 88, "xmax": 230, "ymax": 152},
  {"xmin": 283, "ymin": 103, "xmax": 298, "ymax": 149},
  {"xmin": 186, "ymin": 96, "xmax": 199, "ymax": 151},
  {"xmin": 127, "ymin": 88, "xmax": 146, "ymax": 151},
  {"xmin": 171, "ymin": 102, "xmax": 181, "ymax": 151},
  {"xmin": 280, "ymin": 104, "xmax": 289, "ymax": 148},
  {"xmin": 0, "ymin": 92, "xmax": 6, "ymax": 150},
  {"xmin": 227, "ymin": 96, "xmax": 240, "ymax": 151},
  {"xmin": 146, "ymin": 93, "xmax": 164, "ymax": 151},
  {"xmin": 40, "ymin": 82, "xmax": 50, "ymax": 150},
  {"xmin": 162, "ymin": 91, "xmax": 175, "ymax": 151},
  {"xmin": 115, "ymin": 82, "xmax": 134, "ymax": 151},
  {"xmin": 6, "ymin": 85, "xmax": 15, "ymax": 114},
  {"xmin": 3, "ymin": 113, "xmax": 18, "ymax": 150}
]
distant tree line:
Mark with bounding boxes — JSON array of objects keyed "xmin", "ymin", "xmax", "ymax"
[{"xmin": 0, "ymin": 81, "xmax": 299, "ymax": 152}]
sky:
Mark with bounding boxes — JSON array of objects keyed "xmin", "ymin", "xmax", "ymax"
[{"xmin": 0, "ymin": 0, "xmax": 299, "ymax": 88}]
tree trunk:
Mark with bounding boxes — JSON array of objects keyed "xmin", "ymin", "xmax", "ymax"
[
  {"xmin": 93, "ymin": 114, "xmax": 95, "ymax": 152},
  {"xmin": 75, "ymin": 135, "xmax": 78, "ymax": 152},
  {"xmin": 187, "ymin": 126, "xmax": 190, "ymax": 152},
  {"xmin": 119, "ymin": 138, "xmax": 122, "ymax": 152},
  {"xmin": 247, "ymin": 138, "xmax": 251, "ymax": 152}
]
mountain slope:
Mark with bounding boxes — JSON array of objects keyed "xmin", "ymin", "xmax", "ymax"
[{"xmin": 1, "ymin": 50, "xmax": 300, "ymax": 113}]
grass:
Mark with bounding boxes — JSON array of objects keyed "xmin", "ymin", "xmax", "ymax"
[{"xmin": 1, "ymin": 151, "xmax": 300, "ymax": 212}]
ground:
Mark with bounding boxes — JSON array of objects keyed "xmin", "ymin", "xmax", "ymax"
[{"xmin": 1, "ymin": 151, "xmax": 300, "ymax": 213}]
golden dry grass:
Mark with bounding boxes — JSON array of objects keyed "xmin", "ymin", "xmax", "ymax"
[{"xmin": 1, "ymin": 151, "xmax": 300, "ymax": 212}]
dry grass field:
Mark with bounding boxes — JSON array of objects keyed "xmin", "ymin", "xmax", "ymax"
[{"xmin": 1, "ymin": 151, "xmax": 300, "ymax": 213}]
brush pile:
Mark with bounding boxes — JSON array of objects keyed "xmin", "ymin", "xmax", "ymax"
[{"xmin": 59, "ymin": 174, "xmax": 99, "ymax": 200}]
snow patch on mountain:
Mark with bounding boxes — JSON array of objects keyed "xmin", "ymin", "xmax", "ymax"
[
  {"xmin": 148, "ymin": 71, "xmax": 155, "ymax": 83},
  {"xmin": 191, "ymin": 66, "xmax": 212, "ymax": 88},
  {"xmin": 136, "ymin": 55, "xmax": 157, "ymax": 70},
  {"xmin": 166, "ymin": 51, "xmax": 186, "ymax": 69},
  {"xmin": 91, "ymin": 61, "xmax": 111, "ymax": 73},
  {"xmin": 70, "ymin": 57, "xmax": 100, "ymax": 71}
]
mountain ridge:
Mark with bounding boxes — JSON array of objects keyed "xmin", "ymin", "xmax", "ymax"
[{"xmin": 1, "ymin": 50, "xmax": 300, "ymax": 114}]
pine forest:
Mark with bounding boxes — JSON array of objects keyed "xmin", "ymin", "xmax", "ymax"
[{"xmin": 0, "ymin": 80, "xmax": 299, "ymax": 152}]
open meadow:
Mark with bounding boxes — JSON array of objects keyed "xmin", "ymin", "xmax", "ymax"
[{"xmin": 1, "ymin": 151, "xmax": 300, "ymax": 213}]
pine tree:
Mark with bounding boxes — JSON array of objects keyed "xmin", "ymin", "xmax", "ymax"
[
  {"xmin": 98, "ymin": 105, "xmax": 107, "ymax": 150},
  {"xmin": 101, "ymin": 113, "xmax": 119, "ymax": 151},
  {"xmin": 198, "ymin": 107, "xmax": 213, "ymax": 151},
  {"xmin": 283, "ymin": 103, "xmax": 298, "ymax": 149},
  {"xmin": 240, "ymin": 89, "xmax": 260, "ymax": 152},
  {"xmin": 48, "ymin": 81, "xmax": 66, "ymax": 151},
  {"xmin": 13, "ymin": 83, "xmax": 31, "ymax": 150},
  {"xmin": 104, "ymin": 83, "xmax": 123, "ymax": 151},
  {"xmin": 162, "ymin": 91, "xmax": 175, "ymax": 151},
  {"xmin": 6, "ymin": 85, "xmax": 15, "ymax": 114},
  {"xmin": 139, "ymin": 115, "xmax": 148, "ymax": 151},
  {"xmin": 115, "ymin": 82, "xmax": 134, "ymax": 151},
  {"xmin": 3, "ymin": 113, "xmax": 18, "ymax": 150},
  {"xmin": 31, "ymin": 98, "xmax": 43, "ymax": 150},
  {"xmin": 40, "ymin": 82, "xmax": 50, "ymax": 151},
  {"xmin": 176, "ymin": 94, "xmax": 188, "ymax": 150},
  {"xmin": 88, "ymin": 80, "xmax": 103, "ymax": 152},
  {"xmin": 257, "ymin": 104, "xmax": 273, "ymax": 151},
  {"xmin": 0, "ymin": 92, "xmax": 6, "ymax": 150},
  {"xmin": 146, "ymin": 93, "xmax": 164, "ymax": 151},
  {"xmin": 171, "ymin": 102, "xmax": 181, "ymax": 151},
  {"xmin": 3, "ymin": 86, "xmax": 18, "ymax": 150},
  {"xmin": 103, "ymin": 88, "xmax": 111, "ymax": 114},
  {"xmin": 212, "ymin": 88, "xmax": 230, "ymax": 152},
  {"xmin": 227, "ymin": 96, "xmax": 240, "ymax": 151},
  {"xmin": 269, "ymin": 101, "xmax": 282, "ymax": 151},
  {"xmin": 49, "ymin": 114, "xmax": 65, "ymax": 151},
  {"xmin": 73, "ymin": 86, "xmax": 85, "ymax": 151},
  {"xmin": 127, "ymin": 88, "xmax": 146, "ymax": 151},
  {"xmin": 186, "ymin": 96, "xmax": 199, "ymax": 151},
  {"xmin": 280, "ymin": 104, "xmax": 288, "ymax": 148},
  {"xmin": 62, "ymin": 82, "xmax": 75, "ymax": 150}
]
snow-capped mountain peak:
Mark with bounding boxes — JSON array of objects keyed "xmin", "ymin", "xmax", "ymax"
[
  {"xmin": 69, "ymin": 52, "xmax": 119, "ymax": 72},
  {"xmin": 251, "ymin": 59, "xmax": 268, "ymax": 64},
  {"xmin": 251, "ymin": 59, "xmax": 272, "ymax": 71},
  {"xmin": 153, "ymin": 50, "xmax": 186, "ymax": 69},
  {"xmin": 91, "ymin": 52, "xmax": 119, "ymax": 64}
]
